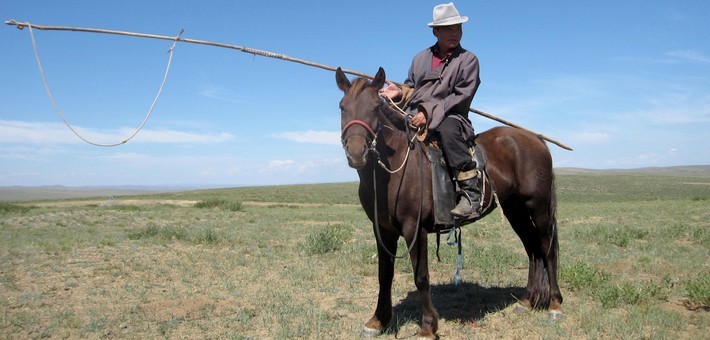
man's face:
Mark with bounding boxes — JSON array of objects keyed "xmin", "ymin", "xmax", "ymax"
[{"xmin": 434, "ymin": 24, "xmax": 463, "ymax": 52}]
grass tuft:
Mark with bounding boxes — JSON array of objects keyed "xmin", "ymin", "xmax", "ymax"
[
  {"xmin": 561, "ymin": 261, "xmax": 610, "ymax": 291},
  {"xmin": 127, "ymin": 223, "xmax": 226, "ymax": 245},
  {"xmin": 587, "ymin": 225, "xmax": 648, "ymax": 247},
  {"xmin": 127, "ymin": 224, "xmax": 188, "ymax": 241},
  {"xmin": 194, "ymin": 228, "xmax": 223, "ymax": 244},
  {"xmin": 105, "ymin": 204, "xmax": 142, "ymax": 212},
  {"xmin": 0, "ymin": 202, "xmax": 31, "ymax": 214},
  {"xmin": 684, "ymin": 272, "xmax": 710, "ymax": 310},
  {"xmin": 194, "ymin": 199, "xmax": 243, "ymax": 211},
  {"xmin": 593, "ymin": 281, "xmax": 668, "ymax": 308},
  {"xmin": 304, "ymin": 224, "xmax": 353, "ymax": 255},
  {"xmin": 690, "ymin": 225, "xmax": 709, "ymax": 246}
]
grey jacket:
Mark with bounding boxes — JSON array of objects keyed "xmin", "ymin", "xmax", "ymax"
[{"xmin": 400, "ymin": 44, "xmax": 481, "ymax": 131}]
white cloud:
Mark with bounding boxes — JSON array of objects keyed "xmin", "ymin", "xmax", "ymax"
[
  {"xmin": 96, "ymin": 152, "xmax": 151, "ymax": 162},
  {"xmin": 0, "ymin": 120, "xmax": 74, "ymax": 144},
  {"xmin": 198, "ymin": 86, "xmax": 247, "ymax": 103},
  {"xmin": 650, "ymin": 110, "xmax": 710, "ymax": 124},
  {"xmin": 570, "ymin": 132, "xmax": 612, "ymax": 145},
  {"xmin": 268, "ymin": 159, "xmax": 296, "ymax": 169},
  {"xmin": 265, "ymin": 158, "xmax": 343, "ymax": 174},
  {"xmin": 0, "ymin": 120, "xmax": 235, "ymax": 145},
  {"xmin": 271, "ymin": 130, "xmax": 341, "ymax": 145},
  {"xmin": 666, "ymin": 50, "xmax": 710, "ymax": 64},
  {"xmin": 198, "ymin": 168, "xmax": 218, "ymax": 177},
  {"xmin": 126, "ymin": 128, "xmax": 234, "ymax": 144}
]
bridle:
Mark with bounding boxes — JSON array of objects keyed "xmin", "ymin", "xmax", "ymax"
[
  {"xmin": 340, "ymin": 98, "xmax": 424, "ymax": 259},
  {"xmin": 341, "ymin": 119, "xmax": 377, "ymax": 143},
  {"xmin": 341, "ymin": 98, "xmax": 419, "ymax": 174}
]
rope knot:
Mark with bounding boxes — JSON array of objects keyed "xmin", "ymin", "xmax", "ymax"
[{"xmin": 6, "ymin": 20, "xmax": 26, "ymax": 30}]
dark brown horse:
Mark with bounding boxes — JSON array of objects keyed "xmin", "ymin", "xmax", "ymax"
[{"xmin": 336, "ymin": 67, "xmax": 562, "ymax": 338}]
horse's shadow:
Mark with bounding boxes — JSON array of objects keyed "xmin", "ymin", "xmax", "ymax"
[{"xmin": 387, "ymin": 282, "xmax": 525, "ymax": 333}]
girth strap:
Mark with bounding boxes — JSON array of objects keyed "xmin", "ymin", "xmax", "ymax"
[{"xmin": 435, "ymin": 220, "xmax": 464, "ymax": 285}]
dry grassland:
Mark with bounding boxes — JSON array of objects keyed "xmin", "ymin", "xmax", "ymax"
[{"xmin": 0, "ymin": 174, "xmax": 708, "ymax": 339}]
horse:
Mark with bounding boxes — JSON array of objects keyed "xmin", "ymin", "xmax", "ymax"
[{"xmin": 335, "ymin": 67, "xmax": 563, "ymax": 338}]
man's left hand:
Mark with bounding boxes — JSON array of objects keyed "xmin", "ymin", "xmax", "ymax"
[{"xmin": 411, "ymin": 112, "xmax": 427, "ymax": 127}]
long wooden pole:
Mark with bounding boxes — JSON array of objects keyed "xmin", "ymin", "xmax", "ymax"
[{"xmin": 6, "ymin": 19, "xmax": 573, "ymax": 151}]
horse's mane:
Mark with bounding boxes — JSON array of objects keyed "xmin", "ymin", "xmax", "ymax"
[
  {"xmin": 347, "ymin": 77, "xmax": 410, "ymax": 132},
  {"xmin": 344, "ymin": 78, "xmax": 371, "ymax": 101}
]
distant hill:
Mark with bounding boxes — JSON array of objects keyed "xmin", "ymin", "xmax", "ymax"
[
  {"xmin": 555, "ymin": 165, "xmax": 710, "ymax": 177},
  {"xmin": 0, "ymin": 185, "xmax": 190, "ymax": 202},
  {"xmin": 2, "ymin": 165, "xmax": 708, "ymax": 201}
]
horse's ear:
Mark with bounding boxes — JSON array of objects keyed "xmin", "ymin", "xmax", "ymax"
[
  {"xmin": 371, "ymin": 67, "xmax": 386, "ymax": 90},
  {"xmin": 335, "ymin": 67, "xmax": 351, "ymax": 92}
]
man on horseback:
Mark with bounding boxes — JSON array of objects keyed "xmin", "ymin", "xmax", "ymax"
[{"xmin": 379, "ymin": 2, "xmax": 483, "ymax": 219}]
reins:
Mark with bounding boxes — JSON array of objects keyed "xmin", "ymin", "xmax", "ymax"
[
  {"xmin": 357, "ymin": 98, "xmax": 425, "ymax": 259},
  {"xmin": 373, "ymin": 96, "xmax": 420, "ymax": 174}
]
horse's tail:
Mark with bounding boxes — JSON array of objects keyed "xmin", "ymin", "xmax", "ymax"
[
  {"xmin": 549, "ymin": 171, "xmax": 558, "ymax": 254},
  {"xmin": 539, "ymin": 134, "xmax": 558, "ymax": 243},
  {"xmin": 529, "ymin": 137, "xmax": 560, "ymax": 309}
]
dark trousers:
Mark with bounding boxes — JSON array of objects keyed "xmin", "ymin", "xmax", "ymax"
[{"xmin": 436, "ymin": 115, "xmax": 476, "ymax": 171}]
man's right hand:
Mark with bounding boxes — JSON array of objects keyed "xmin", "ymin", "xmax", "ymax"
[{"xmin": 378, "ymin": 81, "xmax": 402, "ymax": 101}]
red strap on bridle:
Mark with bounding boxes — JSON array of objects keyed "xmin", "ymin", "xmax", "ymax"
[{"xmin": 341, "ymin": 119, "xmax": 377, "ymax": 139}]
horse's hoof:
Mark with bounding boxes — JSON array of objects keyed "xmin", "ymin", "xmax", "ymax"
[
  {"xmin": 361, "ymin": 326, "xmax": 381, "ymax": 338},
  {"xmin": 548, "ymin": 310, "xmax": 564, "ymax": 321},
  {"xmin": 416, "ymin": 334, "xmax": 437, "ymax": 340},
  {"xmin": 513, "ymin": 302, "xmax": 531, "ymax": 314}
]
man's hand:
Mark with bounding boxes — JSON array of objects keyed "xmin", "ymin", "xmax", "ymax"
[
  {"xmin": 378, "ymin": 80, "xmax": 402, "ymax": 101},
  {"xmin": 411, "ymin": 112, "xmax": 427, "ymax": 127}
]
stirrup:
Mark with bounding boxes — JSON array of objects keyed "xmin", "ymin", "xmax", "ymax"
[{"xmin": 451, "ymin": 192, "xmax": 481, "ymax": 218}]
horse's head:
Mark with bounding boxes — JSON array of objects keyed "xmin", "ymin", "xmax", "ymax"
[{"xmin": 335, "ymin": 67, "xmax": 386, "ymax": 169}]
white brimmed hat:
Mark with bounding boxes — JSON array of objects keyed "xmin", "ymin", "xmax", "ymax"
[{"xmin": 427, "ymin": 3, "xmax": 469, "ymax": 27}]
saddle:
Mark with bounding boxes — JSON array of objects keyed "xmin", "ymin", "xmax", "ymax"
[{"xmin": 423, "ymin": 139, "xmax": 493, "ymax": 229}]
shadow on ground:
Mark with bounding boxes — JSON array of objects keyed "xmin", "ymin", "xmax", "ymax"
[{"xmin": 386, "ymin": 282, "xmax": 525, "ymax": 334}]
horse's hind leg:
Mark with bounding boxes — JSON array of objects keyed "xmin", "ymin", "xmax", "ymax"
[
  {"xmin": 503, "ymin": 196, "xmax": 563, "ymax": 318},
  {"xmin": 363, "ymin": 226, "xmax": 398, "ymax": 336}
]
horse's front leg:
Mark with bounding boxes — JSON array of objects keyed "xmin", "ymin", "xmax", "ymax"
[
  {"xmin": 363, "ymin": 225, "xmax": 398, "ymax": 336},
  {"xmin": 409, "ymin": 227, "xmax": 438, "ymax": 339}
]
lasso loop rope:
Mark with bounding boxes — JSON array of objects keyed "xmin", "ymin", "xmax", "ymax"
[{"xmin": 25, "ymin": 22, "xmax": 182, "ymax": 147}]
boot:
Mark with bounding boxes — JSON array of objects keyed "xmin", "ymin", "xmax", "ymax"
[{"xmin": 450, "ymin": 169, "xmax": 482, "ymax": 219}]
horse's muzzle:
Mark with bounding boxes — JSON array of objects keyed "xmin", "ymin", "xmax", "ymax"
[{"xmin": 343, "ymin": 135, "xmax": 369, "ymax": 169}]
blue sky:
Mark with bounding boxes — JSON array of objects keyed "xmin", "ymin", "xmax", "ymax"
[{"xmin": 1, "ymin": 1, "xmax": 708, "ymax": 187}]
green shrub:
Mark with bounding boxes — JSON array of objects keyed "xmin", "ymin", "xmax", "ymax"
[
  {"xmin": 304, "ymin": 225, "xmax": 353, "ymax": 255},
  {"xmin": 195, "ymin": 228, "xmax": 222, "ymax": 244},
  {"xmin": 194, "ymin": 199, "xmax": 223, "ymax": 208},
  {"xmin": 592, "ymin": 281, "xmax": 668, "ymax": 308},
  {"xmin": 561, "ymin": 261, "xmax": 610, "ymax": 291},
  {"xmin": 691, "ymin": 226, "xmax": 709, "ymax": 247},
  {"xmin": 222, "ymin": 201, "xmax": 243, "ymax": 211},
  {"xmin": 587, "ymin": 225, "xmax": 648, "ymax": 248},
  {"xmin": 105, "ymin": 205, "xmax": 142, "ymax": 212},
  {"xmin": 608, "ymin": 227, "xmax": 648, "ymax": 247},
  {"xmin": 685, "ymin": 272, "xmax": 710, "ymax": 309},
  {"xmin": 594, "ymin": 284, "xmax": 622, "ymax": 308},
  {"xmin": 127, "ymin": 224, "xmax": 187, "ymax": 241},
  {"xmin": 194, "ymin": 199, "xmax": 242, "ymax": 211},
  {"xmin": 0, "ymin": 202, "xmax": 30, "ymax": 214}
]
